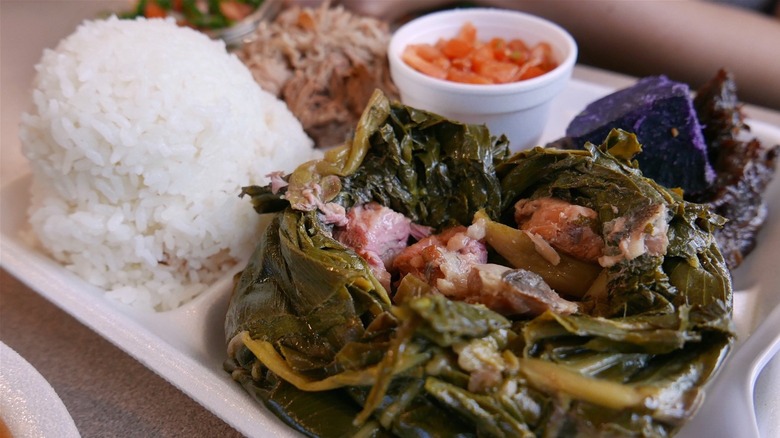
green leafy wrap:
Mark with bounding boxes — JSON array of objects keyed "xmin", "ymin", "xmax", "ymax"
[{"xmin": 224, "ymin": 90, "xmax": 733, "ymax": 437}]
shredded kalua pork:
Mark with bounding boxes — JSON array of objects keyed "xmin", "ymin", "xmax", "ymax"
[{"xmin": 238, "ymin": 1, "xmax": 399, "ymax": 147}]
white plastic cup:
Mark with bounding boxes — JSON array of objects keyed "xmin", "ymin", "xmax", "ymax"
[{"xmin": 388, "ymin": 8, "xmax": 578, "ymax": 152}]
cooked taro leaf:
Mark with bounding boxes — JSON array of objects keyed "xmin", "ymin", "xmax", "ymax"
[
  {"xmin": 498, "ymin": 129, "xmax": 670, "ymax": 224},
  {"xmin": 691, "ymin": 69, "xmax": 779, "ymax": 268},
  {"xmin": 225, "ymin": 92, "xmax": 733, "ymax": 437},
  {"xmin": 241, "ymin": 89, "xmax": 510, "ymax": 229}
]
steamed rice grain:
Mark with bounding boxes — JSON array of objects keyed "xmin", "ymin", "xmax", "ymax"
[{"xmin": 20, "ymin": 16, "xmax": 316, "ymax": 311}]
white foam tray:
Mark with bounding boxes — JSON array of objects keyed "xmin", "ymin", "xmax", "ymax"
[{"xmin": 2, "ymin": 78, "xmax": 779, "ymax": 437}]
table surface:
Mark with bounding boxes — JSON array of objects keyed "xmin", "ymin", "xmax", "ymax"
[{"xmin": 2, "ymin": 2, "xmax": 779, "ymax": 438}]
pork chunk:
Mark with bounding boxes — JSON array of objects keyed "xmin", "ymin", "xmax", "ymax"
[
  {"xmin": 394, "ymin": 226, "xmax": 577, "ymax": 317},
  {"xmin": 334, "ymin": 202, "xmax": 412, "ymax": 289},
  {"xmin": 466, "ymin": 264, "xmax": 578, "ymax": 316},
  {"xmin": 393, "ymin": 226, "xmax": 488, "ymax": 297},
  {"xmin": 515, "ymin": 198, "xmax": 604, "ymax": 262},
  {"xmin": 599, "ymin": 203, "xmax": 670, "ymax": 267}
]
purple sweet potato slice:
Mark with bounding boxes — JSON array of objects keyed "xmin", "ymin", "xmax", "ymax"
[{"xmin": 566, "ymin": 75, "xmax": 715, "ymax": 195}]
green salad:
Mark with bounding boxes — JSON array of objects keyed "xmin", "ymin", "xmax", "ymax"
[{"xmin": 123, "ymin": 0, "xmax": 264, "ymax": 30}]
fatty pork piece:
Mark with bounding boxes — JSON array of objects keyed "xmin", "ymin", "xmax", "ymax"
[
  {"xmin": 392, "ymin": 225, "xmax": 578, "ymax": 317},
  {"xmin": 598, "ymin": 203, "xmax": 670, "ymax": 268},
  {"xmin": 333, "ymin": 202, "xmax": 413, "ymax": 290},
  {"xmin": 514, "ymin": 197, "xmax": 604, "ymax": 263},
  {"xmin": 514, "ymin": 196, "xmax": 670, "ymax": 269},
  {"xmin": 468, "ymin": 265, "xmax": 579, "ymax": 316}
]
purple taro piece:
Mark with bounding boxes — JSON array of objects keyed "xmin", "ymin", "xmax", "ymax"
[{"xmin": 566, "ymin": 75, "xmax": 715, "ymax": 195}]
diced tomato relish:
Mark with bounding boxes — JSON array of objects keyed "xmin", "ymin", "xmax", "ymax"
[{"xmin": 401, "ymin": 22, "xmax": 558, "ymax": 85}]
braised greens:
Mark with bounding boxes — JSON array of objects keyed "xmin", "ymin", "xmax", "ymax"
[{"xmin": 225, "ymin": 91, "xmax": 733, "ymax": 437}]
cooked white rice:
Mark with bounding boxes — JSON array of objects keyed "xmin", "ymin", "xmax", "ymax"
[{"xmin": 19, "ymin": 16, "xmax": 316, "ymax": 311}]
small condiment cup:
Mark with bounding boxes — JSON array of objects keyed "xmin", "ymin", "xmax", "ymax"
[{"xmin": 388, "ymin": 8, "xmax": 577, "ymax": 152}]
